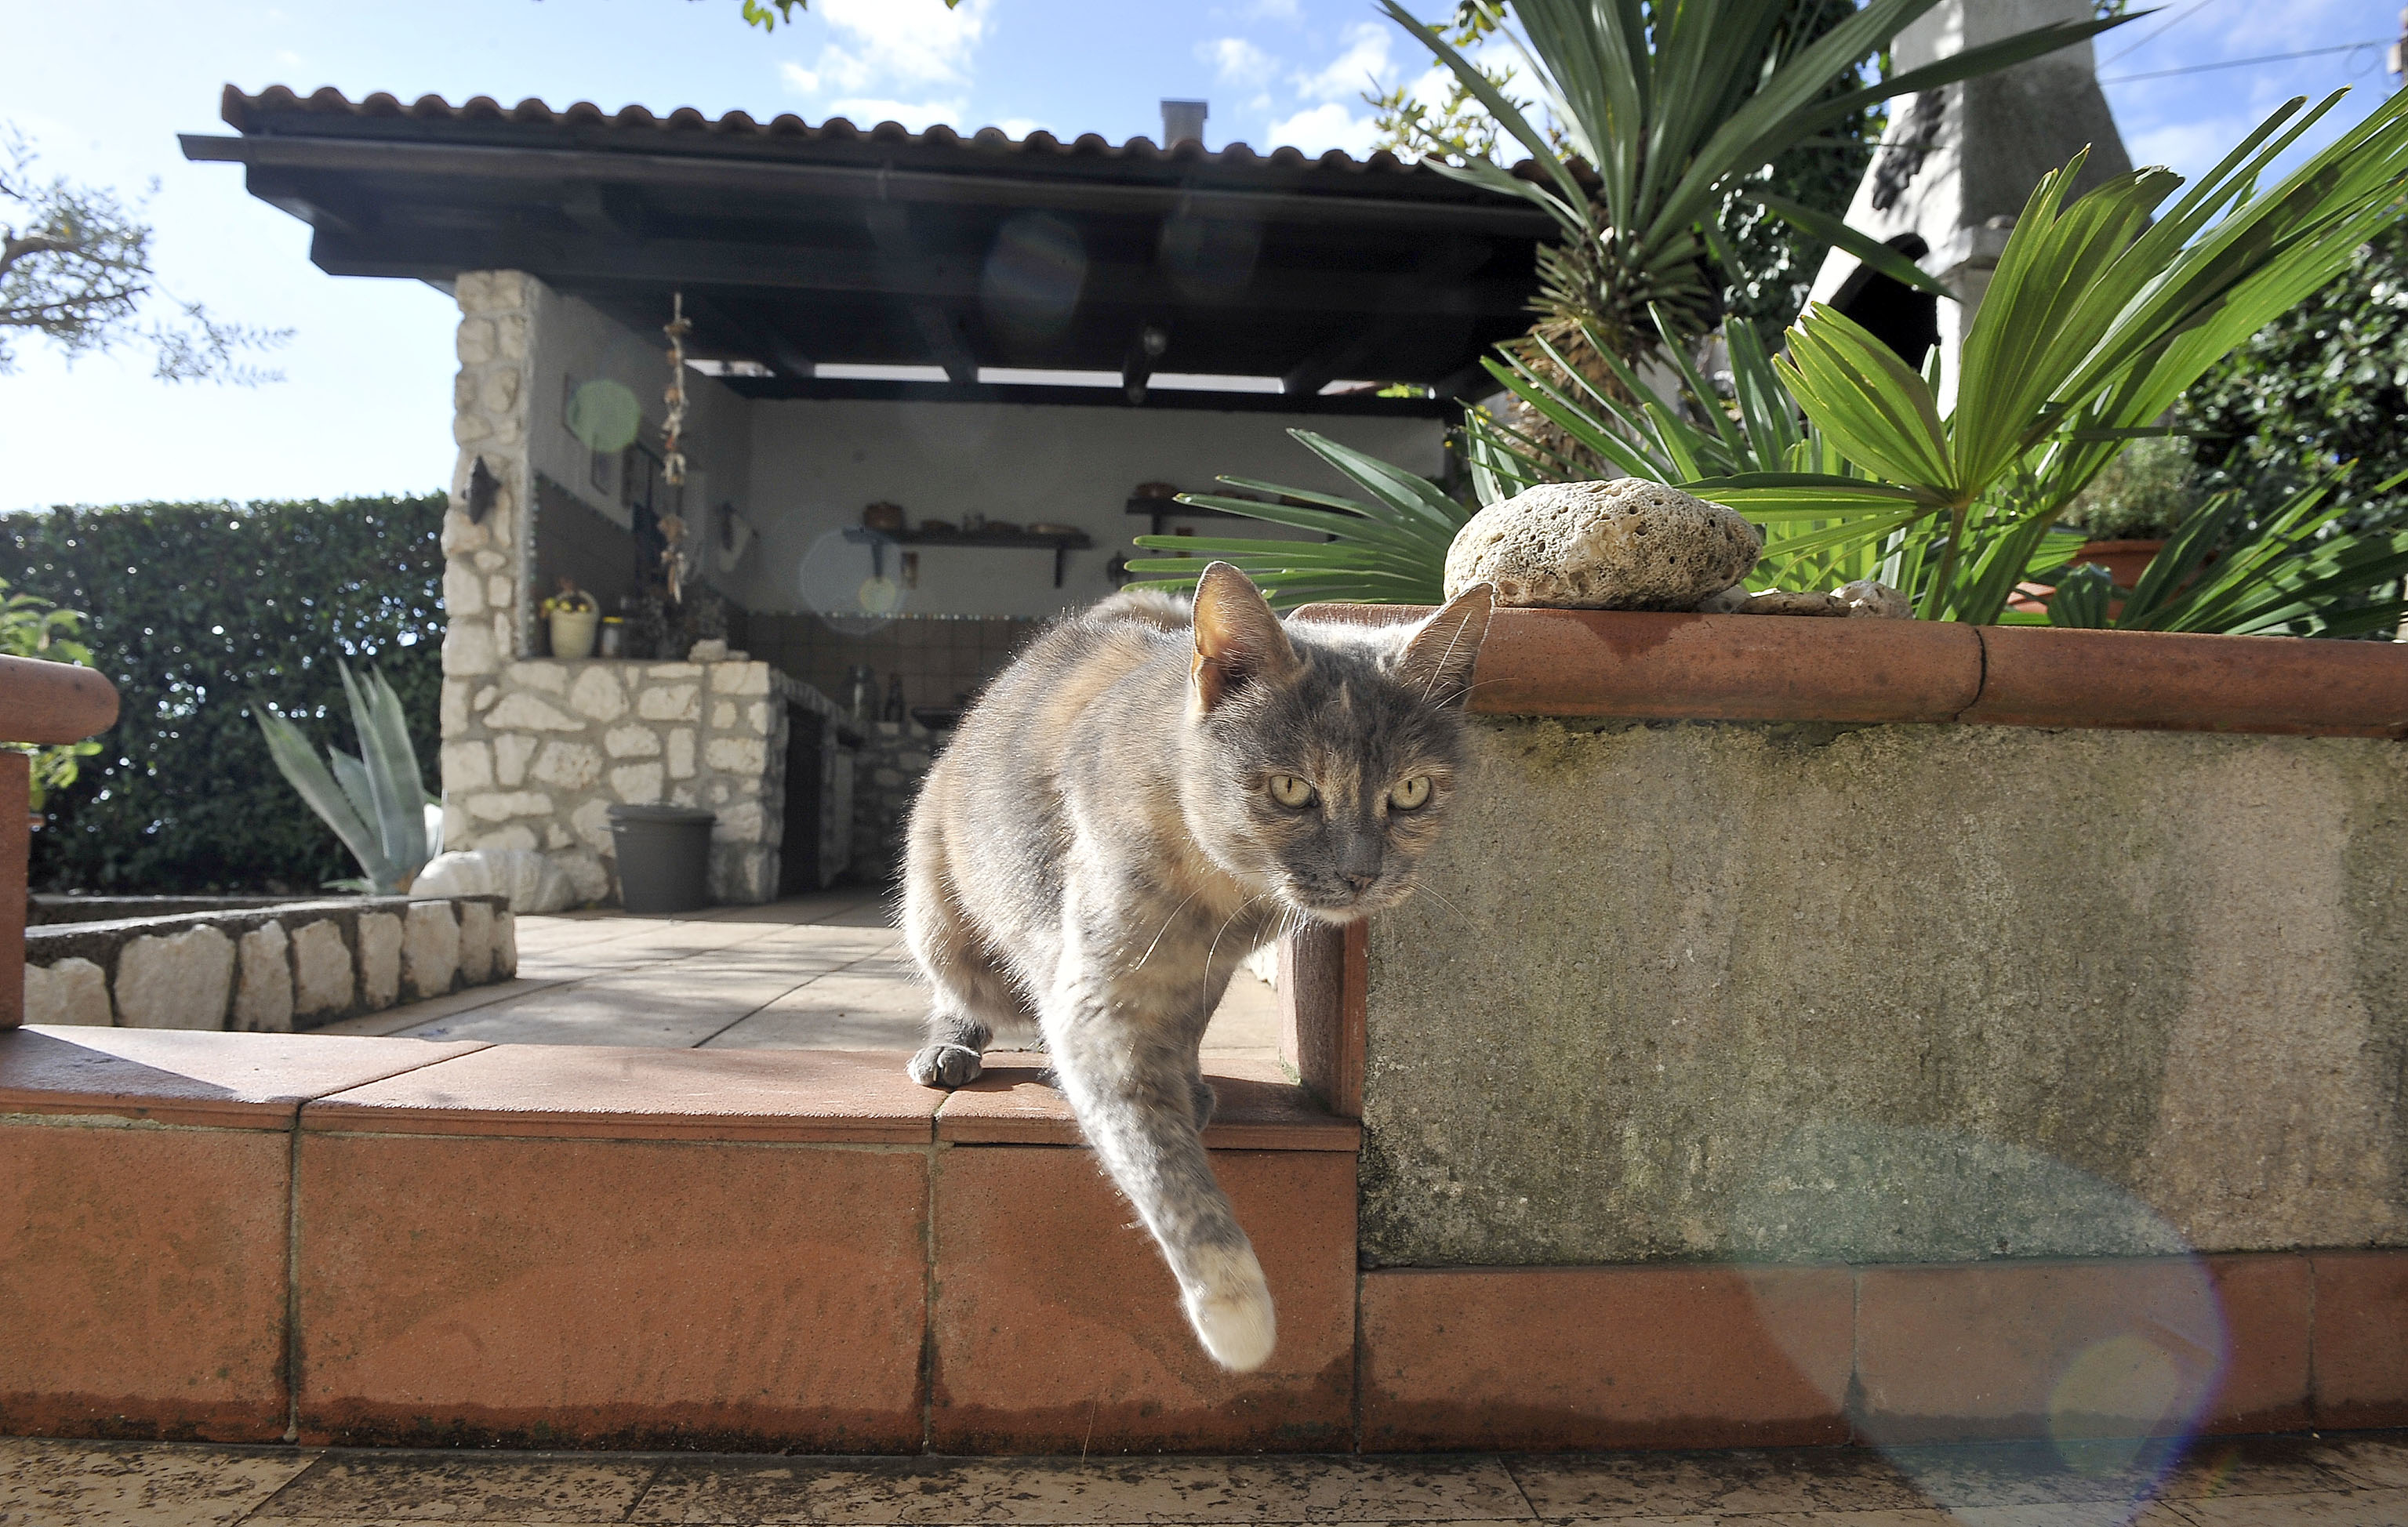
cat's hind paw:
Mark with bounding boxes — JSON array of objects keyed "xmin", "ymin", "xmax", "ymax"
[
  {"xmin": 1182, "ymin": 1244, "xmax": 1277, "ymax": 1372},
  {"xmin": 907, "ymin": 1043, "xmax": 984, "ymax": 1089}
]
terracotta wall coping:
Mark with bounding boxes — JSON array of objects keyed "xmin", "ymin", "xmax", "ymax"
[
  {"xmin": 2, "ymin": 1028, "xmax": 1358, "ymax": 1149},
  {"xmin": 0, "ymin": 652, "xmax": 118, "ymax": 746},
  {"xmin": 1291, "ymin": 605, "xmax": 2408, "ymax": 737}
]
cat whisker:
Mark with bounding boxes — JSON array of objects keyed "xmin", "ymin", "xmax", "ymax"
[{"xmin": 1134, "ymin": 884, "xmax": 1209, "ymax": 972}]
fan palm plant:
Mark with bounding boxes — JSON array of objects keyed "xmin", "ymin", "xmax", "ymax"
[{"xmin": 252, "ymin": 660, "xmax": 441, "ymax": 894}]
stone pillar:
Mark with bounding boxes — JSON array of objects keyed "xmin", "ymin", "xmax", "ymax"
[{"xmin": 1804, "ymin": 0, "xmax": 2133, "ymax": 412}]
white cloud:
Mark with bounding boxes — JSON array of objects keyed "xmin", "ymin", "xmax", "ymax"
[
  {"xmin": 1198, "ymin": 37, "xmax": 1279, "ymax": 89},
  {"xmin": 778, "ymin": 0, "xmax": 991, "ymax": 118},
  {"xmin": 1266, "ymin": 101, "xmax": 1382, "ymax": 157},
  {"xmin": 1294, "ymin": 21, "xmax": 1396, "ymax": 103}
]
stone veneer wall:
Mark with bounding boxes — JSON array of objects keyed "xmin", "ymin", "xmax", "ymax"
[
  {"xmin": 20, "ymin": 896, "xmax": 514, "ymax": 1032},
  {"xmin": 850, "ymin": 718, "xmax": 938, "ymax": 885},
  {"xmin": 440, "ymin": 658, "xmax": 840, "ymax": 905}
]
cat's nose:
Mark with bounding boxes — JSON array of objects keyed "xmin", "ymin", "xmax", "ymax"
[{"xmin": 1345, "ymin": 872, "xmax": 1378, "ymax": 892}]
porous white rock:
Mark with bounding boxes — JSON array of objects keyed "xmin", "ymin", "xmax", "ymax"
[
  {"xmin": 1443, "ymin": 480, "xmax": 1762, "ymax": 610},
  {"xmin": 1696, "ymin": 579, "xmax": 1913, "ymax": 618},
  {"xmin": 456, "ymin": 900, "xmax": 496, "ymax": 984},
  {"xmin": 416, "ymin": 848, "xmax": 577, "ymax": 913},
  {"xmin": 234, "ymin": 922, "xmax": 295, "ymax": 1032},
  {"xmin": 115, "ymin": 926, "xmax": 235, "ymax": 1029},
  {"xmin": 568, "ymin": 666, "xmax": 627, "ymax": 721},
  {"xmin": 1841, "ymin": 579, "xmax": 1912, "ymax": 618},
  {"xmin": 24, "ymin": 958, "xmax": 111, "ymax": 1026}
]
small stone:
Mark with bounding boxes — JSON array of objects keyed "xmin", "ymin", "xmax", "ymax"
[
  {"xmin": 440, "ymin": 510, "xmax": 488, "ymax": 557},
  {"xmin": 234, "ymin": 922, "xmax": 295, "ymax": 1033},
  {"xmin": 714, "ymin": 801, "xmax": 766, "ymax": 841},
  {"xmin": 494, "ymin": 732, "xmax": 538, "ymax": 785},
  {"xmin": 466, "ymin": 790, "xmax": 554, "ymax": 822},
  {"xmin": 456, "ymin": 317, "xmax": 496, "ymax": 365},
  {"xmin": 1443, "ymin": 480, "xmax": 1763, "ymax": 610},
  {"xmin": 444, "ymin": 560, "xmax": 486, "ymax": 616},
  {"xmin": 572, "ymin": 798, "xmax": 615, "ymax": 851},
  {"xmin": 612, "ymin": 762, "xmax": 665, "ymax": 802},
  {"xmin": 494, "ymin": 909, "xmax": 521, "ymax": 976},
  {"xmin": 747, "ymin": 702, "xmax": 773, "ymax": 734},
  {"xmin": 486, "ymin": 692, "xmax": 583, "ymax": 731},
  {"xmin": 1734, "ymin": 588, "xmax": 1851, "ymax": 617},
  {"xmin": 115, "ymin": 926, "xmax": 236, "ymax": 1029},
  {"xmin": 402, "ymin": 901, "xmax": 462, "ymax": 1001},
  {"xmin": 457, "ymin": 900, "xmax": 496, "ymax": 984},
  {"xmin": 713, "ymin": 700, "xmax": 738, "ymax": 728},
  {"xmin": 1843, "ymin": 579, "xmax": 1912, "ymax": 618},
  {"xmin": 452, "ymin": 412, "xmax": 492, "ymax": 447},
  {"xmin": 478, "ymin": 367, "xmax": 520, "ymax": 414},
  {"xmin": 532, "ymin": 741, "xmax": 603, "ymax": 791},
  {"xmin": 667, "ymin": 728, "xmax": 696, "ymax": 779},
  {"xmin": 506, "ymin": 661, "xmax": 566, "ymax": 695},
  {"xmin": 441, "ymin": 680, "xmax": 470, "ymax": 734},
  {"xmin": 710, "ymin": 662, "xmax": 771, "ymax": 695},
  {"xmin": 639, "ymin": 684, "xmax": 699, "ymax": 722},
  {"xmin": 648, "ymin": 663, "xmax": 703, "ymax": 680},
  {"xmin": 357, "ymin": 912, "xmax": 403, "ymax": 1011},
  {"xmin": 479, "ymin": 824, "xmax": 539, "ymax": 852},
  {"xmin": 24, "ymin": 958, "xmax": 111, "ymax": 1026},
  {"xmin": 706, "ymin": 737, "xmax": 765, "ymax": 775},
  {"xmin": 487, "ymin": 575, "xmax": 512, "ymax": 608},
  {"xmin": 441, "ymin": 740, "xmax": 494, "ymax": 793},
  {"xmin": 473, "ymin": 685, "xmax": 499, "ymax": 711},
  {"xmin": 291, "ymin": 920, "xmax": 354, "ymax": 1017},
  {"xmin": 442, "ymin": 618, "xmax": 499, "ymax": 676},
  {"xmin": 568, "ymin": 666, "xmax": 628, "ymax": 722},
  {"xmin": 605, "ymin": 725, "xmax": 661, "ymax": 758},
  {"xmin": 688, "ymin": 638, "xmax": 730, "ymax": 663}
]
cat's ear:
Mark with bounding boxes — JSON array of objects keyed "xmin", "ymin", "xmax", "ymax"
[
  {"xmin": 1191, "ymin": 561, "xmax": 1298, "ymax": 713},
  {"xmin": 1395, "ymin": 583, "xmax": 1493, "ymax": 708}
]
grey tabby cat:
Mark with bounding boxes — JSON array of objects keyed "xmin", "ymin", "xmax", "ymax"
[{"xmin": 900, "ymin": 562, "xmax": 1493, "ymax": 1371}]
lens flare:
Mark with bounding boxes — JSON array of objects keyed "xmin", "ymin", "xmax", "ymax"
[
  {"xmin": 565, "ymin": 379, "xmax": 642, "ymax": 453},
  {"xmin": 798, "ymin": 528, "xmax": 905, "ymax": 636}
]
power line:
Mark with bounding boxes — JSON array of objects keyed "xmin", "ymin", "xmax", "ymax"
[
  {"xmin": 2097, "ymin": 0, "xmax": 2225, "ymax": 71},
  {"xmin": 2100, "ymin": 39, "xmax": 2384, "ymax": 85}
]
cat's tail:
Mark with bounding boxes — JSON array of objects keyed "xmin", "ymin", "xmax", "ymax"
[{"xmin": 1088, "ymin": 587, "xmax": 1192, "ymax": 632}]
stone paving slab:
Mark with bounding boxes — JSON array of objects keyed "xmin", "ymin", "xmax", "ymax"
[
  {"xmin": 336, "ymin": 893, "xmax": 1277, "ymax": 1059},
  {"xmin": 7, "ymin": 1434, "xmax": 2406, "ymax": 1525}
]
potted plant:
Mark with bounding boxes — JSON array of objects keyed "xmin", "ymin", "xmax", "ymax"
[{"xmin": 541, "ymin": 578, "xmax": 601, "ymax": 659}]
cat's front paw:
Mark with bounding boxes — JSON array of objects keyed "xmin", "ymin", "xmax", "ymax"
[
  {"xmin": 907, "ymin": 1043, "xmax": 984, "ymax": 1089},
  {"xmin": 1182, "ymin": 1243, "xmax": 1277, "ymax": 1372}
]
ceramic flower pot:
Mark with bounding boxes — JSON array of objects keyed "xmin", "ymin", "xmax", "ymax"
[{"xmin": 549, "ymin": 607, "xmax": 600, "ymax": 659}]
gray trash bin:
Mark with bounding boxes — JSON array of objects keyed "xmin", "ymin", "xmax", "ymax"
[{"xmin": 608, "ymin": 803, "xmax": 716, "ymax": 914}]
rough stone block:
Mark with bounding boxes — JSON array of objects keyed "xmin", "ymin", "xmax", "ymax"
[
  {"xmin": 486, "ymin": 692, "xmax": 579, "ymax": 732},
  {"xmin": 668, "ymin": 728, "xmax": 696, "ymax": 779},
  {"xmin": 605, "ymin": 725, "xmax": 659, "ymax": 758},
  {"xmin": 747, "ymin": 702, "xmax": 773, "ymax": 734},
  {"xmin": 357, "ymin": 913, "xmax": 403, "ymax": 1012},
  {"xmin": 494, "ymin": 732, "xmax": 537, "ymax": 786},
  {"xmin": 478, "ymin": 825, "xmax": 539, "ymax": 852},
  {"xmin": 486, "ymin": 574, "xmax": 511, "ymax": 608},
  {"xmin": 439, "ymin": 509, "xmax": 487, "ymax": 557},
  {"xmin": 455, "ymin": 316, "xmax": 496, "ymax": 364},
  {"xmin": 705, "ymin": 737, "xmax": 766, "ymax": 776},
  {"xmin": 478, "ymin": 368, "xmax": 520, "ymax": 413},
  {"xmin": 532, "ymin": 742, "xmax": 603, "ymax": 792},
  {"xmin": 472, "ymin": 684, "xmax": 499, "ymax": 710},
  {"xmin": 647, "ymin": 663, "xmax": 703, "ymax": 680},
  {"xmin": 494, "ymin": 909, "xmax": 520, "ymax": 976},
  {"xmin": 440, "ymin": 740, "xmax": 492, "ymax": 793},
  {"xmin": 571, "ymin": 798, "xmax": 614, "ymax": 852},
  {"xmin": 466, "ymin": 790, "xmax": 553, "ymax": 822},
  {"xmin": 638, "ymin": 684, "xmax": 699, "ymax": 722},
  {"xmin": 714, "ymin": 801, "xmax": 767, "ymax": 843},
  {"xmin": 441, "ymin": 618, "xmax": 498, "ymax": 677},
  {"xmin": 552, "ymin": 854, "xmax": 605, "ymax": 910},
  {"xmin": 712, "ymin": 701, "xmax": 737, "ymax": 728},
  {"xmin": 440, "ymin": 680, "xmax": 470, "ymax": 734},
  {"xmin": 291, "ymin": 920, "xmax": 354, "ymax": 1019},
  {"xmin": 442, "ymin": 560, "xmax": 485, "ymax": 616},
  {"xmin": 233, "ymin": 922, "xmax": 296, "ymax": 1033},
  {"xmin": 492, "ymin": 313, "xmax": 528, "ymax": 361},
  {"xmin": 504, "ymin": 662, "xmax": 564, "ymax": 696},
  {"xmin": 710, "ymin": 662, "xmax": 771, "ymax": 695},
  {"xmin": 452, "ymin": 412, "xmax": 491, "ymax": 447},
  {"xmin": 568, "ymin": 666, "xmax": 627, "ymax": 722},
  {"xmin": 611, "ymin": 763, "xmax": 665, "ymax": 803},
  {"xmin": 402, "ymin": 902, "xmax": 461, "ymax": 1003},
  {"xmin": 456, "ymin": 901, "xmax": 495, "ymax": 985},
  {"xmin": 24, "ymin": 958, "xmax": 111, "ymax": 1026},
  {"xmin": 115, "ymin": 926, "xmax": 235, "ymax": 1030}
]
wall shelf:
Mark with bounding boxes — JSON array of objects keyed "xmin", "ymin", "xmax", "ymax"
[{"xmin": 844, "ymin": 526, "xmax": 1095, "ymax": 587}]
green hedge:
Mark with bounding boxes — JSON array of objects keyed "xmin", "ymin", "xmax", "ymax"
[{"xmin": 5, "ymin": 495, "xmax": 445, "ymax": 894}]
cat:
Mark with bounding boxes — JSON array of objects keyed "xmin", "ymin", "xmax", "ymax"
[{"xmin": 899, "ymin": 562, "xmax": 1493, "ymax": 1371}]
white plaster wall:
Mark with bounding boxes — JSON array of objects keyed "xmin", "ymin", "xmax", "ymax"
[
  {"xmin": 525, "ymin": 288, "xmax": 754, "ymax": 600},
  {"xmin": 734, "ymin": 398, "xmax": 1448, "ymax": 618}
]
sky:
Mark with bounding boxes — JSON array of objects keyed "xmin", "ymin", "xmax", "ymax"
[{"xmin": 0, "ymin": 0, "xmax": 2399, "ymax": 513}]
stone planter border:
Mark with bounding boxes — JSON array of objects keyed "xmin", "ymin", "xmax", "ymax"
[
  {"xmin": 1293, "ymin": 605, "xmax": 2408, "ymax": 736},
  {"xmin": 18, "ymin": 894, "xmax": 515, "ymax": 1033}
]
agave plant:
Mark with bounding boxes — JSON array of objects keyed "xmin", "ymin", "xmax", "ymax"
[
  {"xmin": 1386, "ymin": 0, "xmax": 2128, "ymax": 375},
  {"xmin": 252, "ymin": 661, "xmax": 441, "ymax": 894}
]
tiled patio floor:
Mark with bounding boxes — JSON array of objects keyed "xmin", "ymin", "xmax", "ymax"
[
  {"xmin": 310, "ymin": 891, "xmax": 1280, "ymax": 1059},
  {"xmin": 7, "ymin": 1430, "xmax": 2404, "ymax": 1525}
]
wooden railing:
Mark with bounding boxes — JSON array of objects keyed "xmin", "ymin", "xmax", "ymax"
[{"xmin": 2, "ymin": 653, "xmax": 120, "ymax": 1027}]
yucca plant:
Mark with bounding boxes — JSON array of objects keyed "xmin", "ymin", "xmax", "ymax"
[
  {"xmin": 252, "ymin": 660, "xmax": 441, "ymax": 894},
  {"xmin": 1386, "ymin": 0, "xmax": 2128, "ymax": 375}
]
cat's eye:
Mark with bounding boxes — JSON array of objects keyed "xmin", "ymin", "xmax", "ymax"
[
  {"xmin": 1267, "ymin": 774, "xmax": 1317, "ymax": 808},
  {"xmin": 1389, "ymin": 775, "xmax": 1433, "ymax": 811}
]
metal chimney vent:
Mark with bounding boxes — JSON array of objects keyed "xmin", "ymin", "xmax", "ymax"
[{"xmin": 1160, "ymin": 100, "xmax": 1208, "ymax": 148}]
